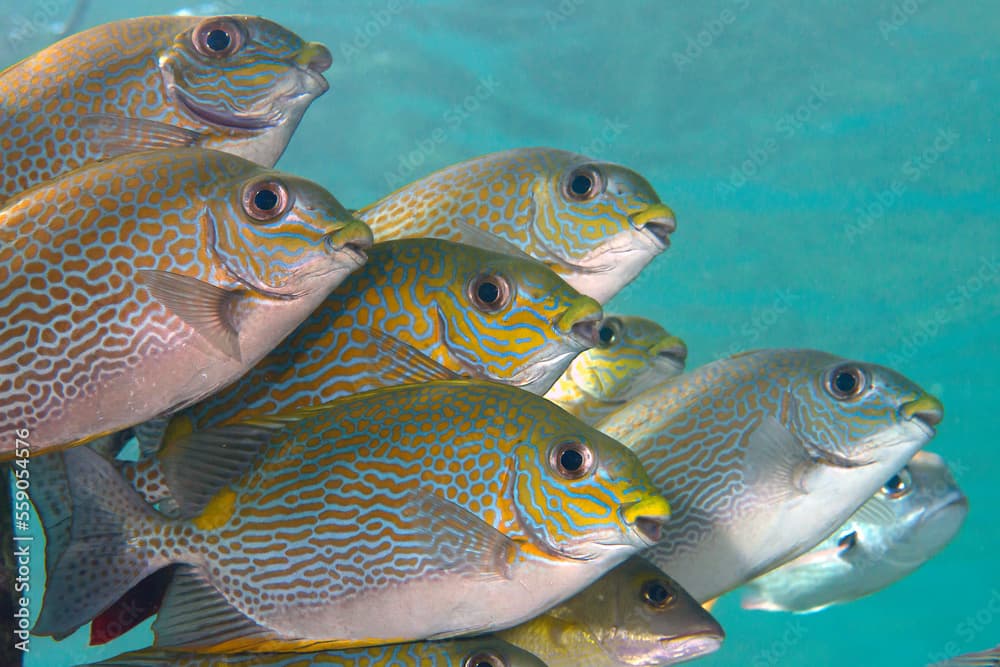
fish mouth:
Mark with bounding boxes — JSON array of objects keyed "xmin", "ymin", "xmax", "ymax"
[
  {"xmin": 620, "ymin": 496, "xmax": 671, "ymax": 546},
  {"xmin": 555, "ymin": 298, "xmax": 605, "ymax": 348},
  {"xmin": 630, "ymin": 204, "xmax": 677, "ymax": 250},
  {"xmin": 899, "ymin": 394, "xmax": 944, "ymax": 438},
  {"xmin": 651, "ymin": 335, "xmax": 688, "ymax": 367},
  {"xmin": 294, "ymin": 41, "xmax": 333, "ymax": 94},
  {"xmin": 325, "ymin": 221, "xmax": 374, "ymax": 268},
  {"xmin": 657, "ymin": 632, "xmax": 725, "ymax": 662}
]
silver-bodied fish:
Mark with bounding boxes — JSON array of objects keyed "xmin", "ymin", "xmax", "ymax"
[
  {"xmin": 498, "ymin": 556, "xmax": 723, "ymax": 667},
  {"xmin": 81, "ymin": 637, "xmax": 546, "ymax": 667},
  {"xmin": 545, "ymin": 315, "xmax": 687, "ymax": 425},
  {"xmin": 0, "ymin": 148, "xmax": 372, "ymax": 456},
  {"xmin": 35, "ymin": 380, "xmax": 671, "ymax": 652},
  {"xmin": 597, "ymin": 349, "xmax": 943, "ymax": 602},
  {"xmin": 740, "ymin": 450, "xmax": 968, "ymax": 613},
  {"xmin": 0, "ymin": 15, "xmax": 332, "ymax": 198},
  {"xmin": 930, "ymin": 645, "xmax": 1000, "ymax": 666},
  {"xmin": 357, "ymin": 148, "xmax": 675, "ymax": 303}
]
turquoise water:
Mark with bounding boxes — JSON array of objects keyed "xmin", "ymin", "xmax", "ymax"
[{"xmin": 5, "ymin": 0, "xmax": 998, "ymax": 664}]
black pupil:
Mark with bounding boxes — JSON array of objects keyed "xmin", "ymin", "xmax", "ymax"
[
  {"xmin": 474, "ymin": 662, "xmax": 492, "ymax": 667},
  {"xmin": 885, "ymin": 475, "xmax": 904, "ymax": 493},
  {"xmin": 477, "ymin": 280, "xmax": 500, "ymax": 304},
  {"xmin": 254, "ymin": 188, "xmax": 279, "ymax": 212},
  {"xmin": 598, "ymin": 325, "xmax": 615, "ymax": 345},
  {"xmin": 834, "ymin": 370, "xmax": 857, "ymax": 394},
  {"xmin": 206, "ymin": 29, "xmax": 231, "ymax": 51},
  {"xmin": 645, "ymin": 582, "xmax": 669, "ymax": 605},
  {"xmin": 560, "ymin": 447, "xmax": 584, "ymax": 472},
  {"xmin": 570, "ymin": 172, "xmax": 594, "ymax": 197},
  {"xmin": 838, "ymin": 531, "xmax": 858, "ymax": 550}
]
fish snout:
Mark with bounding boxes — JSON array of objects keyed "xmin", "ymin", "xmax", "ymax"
[
  {"xmin": 557, "ymin": 298, "xmax": 604, "ymax": 347},
  {"xmin": 621, "ymin": 495, "xmax": 671, "ymax": 545},
  {"xmin": 632, "ymin": 204, "xmax": 677, "ymax": 249},
  {"xmin": 652, "ymin": 335, "xmax": 688, "ymax": 365},
  {"xmin": 325, "ymin": 220, "xmax": 374, "ymax": 267},
  {"xmin": 298, "ymin": 41, "xmax": 333, "ymax": 74},
  {"xmin": 900, "ymin": 394, "xmax": 944, "ymax": 432}
]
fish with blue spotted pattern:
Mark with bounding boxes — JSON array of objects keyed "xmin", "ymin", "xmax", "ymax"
[
  {"xmin": 357, "ymin": 147, "xmax": 675, "ymax": 303},
  {"xmin": 597, "ymin": 349, "xmax": 943, "ymax": 602},
  {"xmin": 0, "ymin": 14, "xmax": 331, "ymax": 199},
  {"xmin": 35, "ymin": 380, "xmax": 671, "ymax": 652}
]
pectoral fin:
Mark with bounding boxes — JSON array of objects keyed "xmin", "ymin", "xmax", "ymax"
[{"xmin": 81, "ymin": 114, "xmax": 204, "ymax": 157}]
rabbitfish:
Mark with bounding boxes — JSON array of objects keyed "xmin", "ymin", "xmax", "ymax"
[
  {"xmin": 34, "ymin": 380, "xmax": 671, "ymax": 652},
  {"xmin": 499, "ymin": 556, "xmax": 723, "ymax": 667},
  {"xmin": 545, "ymin": 315, "xmax": 687, "ymax": 425},
  {"xmin": 358, "ymin": 147, "xmax": 675, "ymax": 303},
  {"xmin": 82, "ymin": 637, "xmax": 546, "ymax": 667},
  {"xmin": 597, "ymin": 349, "xmax": 943, "ymax": 602},
  {"xmin": 0, "ymin": 148, "xmax": 372, "ymax": 456},
  {"xmin": 0, "ymin": 14, "xmax": 331, "ymax": 197},
  {"xmin": 741, "ymin": 450, "xmax": 968, "ymax": 613}
]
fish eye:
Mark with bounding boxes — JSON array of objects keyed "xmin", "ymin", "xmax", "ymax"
[
  {"xmin": 596, "ymin": 317, "xmax": 622, "ymax": 348},
  {"xmin": 640, "ymin": 579, "xmax": 676, "ymax": 609},
  {"xmin": 837, "ymin": 531, "xmax": 858, "ymax": 553},
  {"xmin": 192, "ymin": 18, "xmax": 244, "ymax": 57},
  {"xmin": 549, "ymin": 440, "xmax": 595, "ymax": 479},
  {"xmin": 880, "ymin": 467, "xmax": 913, "ymax": 499},
  {"xmin": 825, "ymin": 364, "xmax": 867, "ymax": 400},
  {"xmin": 242, "ymin": 180, "xmax": 292, "ymax": 222},
  {"xmin": 563, "ymin": 165, "xmax": 605, "ymax": 201},
  {"xmin": 467, "ymin": 273, "xmax": 512, "ymax": 313},
  {"xmin": 464, "ymin": 651, "xmax": 507, "ymax": 667}
]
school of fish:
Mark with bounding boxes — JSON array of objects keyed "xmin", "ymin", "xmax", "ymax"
[{"xmin": 0, "ymin": 11, "xmax": 970, "ymax": 667}]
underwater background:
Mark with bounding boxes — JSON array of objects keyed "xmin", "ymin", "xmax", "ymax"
[{"xmin": 1, "ymin": 0, "xmax": 996, "ymax": 665}]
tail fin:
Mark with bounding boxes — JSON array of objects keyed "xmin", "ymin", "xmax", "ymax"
[{"xmin": 32, "ymin": 447, "xmax": 171, "ymax": 640}]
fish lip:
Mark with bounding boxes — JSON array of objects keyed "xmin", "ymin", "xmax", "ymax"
[
  {"xmin": 630, "ymin": 204, "xmax": 677, "ymax": 250},
  {"xmin": 173, "ymin": 86, "xmax": 278, "ymax": 131},
  {"xmin": 325, "ymin": 223, "xmax": 374, "ymax": 267},
  {"xmin": 657, "ymin": 632, "xmax": 725, "ymax": 661}
]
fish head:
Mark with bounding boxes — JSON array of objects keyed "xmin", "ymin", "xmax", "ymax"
[
  {"xmin": 205, "ymin": 162, "xmax": 372, "ymax": 297},
  {"xmin": 431, "ymin": 241, "xmax": 604, "ymax": 394},
  {"xmin": 567, "ymin": 316, "xmax": 687, "ymax": 403},
  {"xmin": 530, "ymin": 150, "xmax": 674, "ymax": 303},
  {"xmin": 870, "ymin": 450, "xmax": 968, "ymax": 569},
  {"xmin": 160, "ymin": 16, "xmax": 331, "ymax": 165},
  {"xmin": 449, "ymin": 637, "xmax": 548, "ymax": 667},
  {"xmin": 509, "ymin": 411, "xmax": 671, "ymax": 561},
  {"xmin": 548, "ymin": 557, "xmax": 723, "ymax": 666},
  {"xmin": 782, "ymin": 353, "xmax": 943, "ymax": 470}
]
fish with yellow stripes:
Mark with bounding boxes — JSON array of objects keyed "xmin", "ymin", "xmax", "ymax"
[
  {"xmin": 81, "ymin": 637, "xmax": 545, "ymax": 667},
  {"xmin": 597, "ymin": 349, "xmax": 943, "ymax": 603},
  {"xmin": 498, "ymin": 556, "xmax": 724, "ymax": 667},
  {"xmin": 34, "ymin": 380, "xmax": 671, "ymax": 652},
  {"xmin": 0, "ymin": 148, "xmax": 372, "ymax": 456},
  {"xmin": 0, "ymin": 15, "xmax": 331, "ymax": 199},
  {"xmin": 545, "ymin": 315, "xmax": 687, "ymax": 425},
  {"xmin": 357, "ymin": 148, "xmax": 675, "ymax": 303}
]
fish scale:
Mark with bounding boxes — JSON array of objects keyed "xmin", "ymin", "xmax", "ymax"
[
  {"xmin": 0, "ymin": 147, "xmax": 372, "ymax": 456},
  {"xmin": 119, "ymin": 237, "xmax": 601, "ymax": 479},
  {"xmin": 0, "ymin": 15, "xmax": 331, "ymax": 198},
  {"xmin": 35, "ymin": 380, "xmax": 671, "ymax": 652},
  {"xmin": 597, "ymin": 348, "xmax": 944, "ymax": 602},
  {"xmin": 358, "ymin": 147, "xmax": 677, "ymax": 303},
  {"xmin": 545, "ymin": 315, "xmax": 687, "ymax": 425}
]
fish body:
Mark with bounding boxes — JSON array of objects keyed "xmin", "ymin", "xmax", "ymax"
[
  {"xmin": 499, "ymin": 556, "xmax": 723, "ymax": 667},
  {"xmin": 0, "ymin": 14, "xmax": 331, "ymax": 198},
  {"xmin": 358, "ymin": 148, "xmax": 675, "ymax": 303},
  {"xmin": 0, "ymin": 148, "xmax": 371, "ymax": 455},
  {"xmin": 82, "ymin": 637, "xmax": 545, "ymax": 667},
  {"xmin": 597, "ymin": 349, "xmax": 943, "ymax": 602},
  {"xmin": 741, "ymin": 449, "xmax": 968, "ymax": 613},
  {"xmin": 35, "ymin": 380, "xmax": 671, "ymax": 651},
  {"xmin": 164, "ymin": 237, "xmax": 603, "ymax": 434},
  {"xmin": 545, "ymin": 315, "xmax": 686, "ymax": 425}
]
